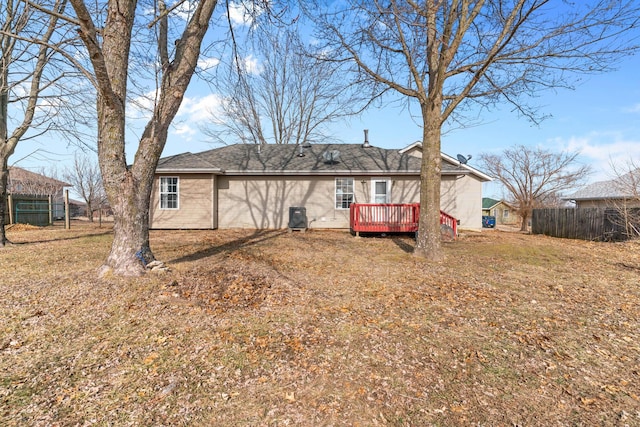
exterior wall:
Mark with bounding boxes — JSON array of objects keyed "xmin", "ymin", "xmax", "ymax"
[
  {"xmin": 150, "ymin": 172, "xmax": 483, "ymax": 230},
  {"xmin": 575, "ymin": 200, "xmax": 604, "ymax": 209},
  {"xmin": 441, "ymin": 175, "xmax": 483, "ymax": 231},
  {"xmin": 491, "ymin": 203, "xmax": 518, "ymax": 225},
  {"xmin": 150, "ymin": 173, "xmax": 216, "ymax": 229},
  {"xmin": 576, "ymin": 199, "xmax": 640, "ymax": 209},
  {"xmin": 217, "ymin": 175, "xmax": 421, "ymax": 229}
]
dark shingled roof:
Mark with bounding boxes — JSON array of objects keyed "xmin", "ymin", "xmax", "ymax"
[{"xmin": 157, "ymin": 143, "xmax": 473, "ymax": 176}]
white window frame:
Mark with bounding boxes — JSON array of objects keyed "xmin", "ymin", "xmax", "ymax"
[
  {"xmin": 335, "ymin": 177, "xmax": 354, "ymax": 210},
  {"xmin": 370, "ymin": 178, "xmax": 391, "ymax": 204},
  {"xmin": 160, "ymin": 176, "xmax": 179, "ymax": 210}
]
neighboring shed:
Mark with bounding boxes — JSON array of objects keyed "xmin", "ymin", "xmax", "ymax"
[{"xmin": 151, "ymin": 142, "xmax": 492, "ymax": 231}]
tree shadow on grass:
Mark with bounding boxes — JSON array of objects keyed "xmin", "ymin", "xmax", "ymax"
[
  {"xmin": 168, "ymin": 229, "xmax": 288, "ymax": 264},
  {"xmin": 392, "ymin": 236, "xmax": 415, "ymax": 253}
]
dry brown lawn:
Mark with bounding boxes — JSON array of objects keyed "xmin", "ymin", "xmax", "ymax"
[{"xmin": 1, "ymin": 222, "xmax": 639, "ymax": 426}]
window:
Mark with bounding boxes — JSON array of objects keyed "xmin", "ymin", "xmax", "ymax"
[
  {"xmin": 371, "ymin": 178, "xmax": 391, "ymax": 203},
  {"xmin": 335, "ymin": 178, "xmax": 354, "ymax": 209},
  {"xmin": 503, "ymin": 209, "xmax": 509, "ymax": 218},
  {"xmin": 160, "ymin": 177, "xmax": 179, "ymax": 209}
]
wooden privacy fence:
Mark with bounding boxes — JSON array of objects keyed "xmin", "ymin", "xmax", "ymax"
[{"xmin": 532, "ymin": 207, "xmax": 640, "ymax": 241}]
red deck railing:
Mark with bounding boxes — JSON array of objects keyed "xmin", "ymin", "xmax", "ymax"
[{"xmin": 350, "ymin": 203, "xmax": 457, "ymax": 238}]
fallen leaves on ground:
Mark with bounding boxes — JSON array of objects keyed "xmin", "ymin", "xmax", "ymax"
[{"xmin": 1, "ymin": 224, "xmax": 639, "ymax": 425}]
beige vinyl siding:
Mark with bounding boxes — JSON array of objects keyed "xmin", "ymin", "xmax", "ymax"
[
  {"xmin": 575, "ymin": 199, "xmax": 640, "ymax": 209},
  {"xmin": 150, "ymin": 173, "xmax": 216, "ymax": 229},
  {"xmin": 218, "ymin": 176, "xmax": 350, "ymax": 229},
  {"xmin": 217, "ymin": 175, "xmax": 422, "ymax": 229},
  {"xmin": 439, "ymin": 175, "xmax": 482, "ymax": 231},
  {"xmin": 150, "ymin": 171, "xmax": 482, "ymax": 230}
]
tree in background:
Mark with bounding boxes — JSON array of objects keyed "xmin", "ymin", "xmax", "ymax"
[
  {"xmin": 206, "ymin": 25, "xmax": 362, "ymax": 145},
  {"xmin": 0, "ymin": 0, "xmax": 85, "ymax": 245},
  {"xmin": 479, "ymin": 145, "xmax": 591, "ymax": 231},
  {"xmin": 64, "ymin": 154, "xmax": 106, "ymax": 222},
  {"xmin": 307, "ymin": 0, "xmax": 640, "ymax": 260}
]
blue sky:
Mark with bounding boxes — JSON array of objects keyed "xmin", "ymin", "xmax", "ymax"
[
  {"xmin": 165, "ymin": 46, "xmax": 640, "ymax": 199},
  {"xmin": 10, "ymin": 3, "xmax": 640, "ymax": 200}
]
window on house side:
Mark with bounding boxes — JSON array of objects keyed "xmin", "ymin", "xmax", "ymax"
[
  {"xmin": 160, "ymin": 177, "xmax": 179, "ymax": 209},
  {"xmin": 503, "ymin": 210, "xmax": 509, "ymax": 218},
  {"xmin": 335, "ymin": 178, "xmax": 354, "ymax": 209}
]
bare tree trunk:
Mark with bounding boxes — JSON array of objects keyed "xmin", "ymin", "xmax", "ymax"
[
  {"xmin": 415, "ymin": 100, "xmax": 443, "ymax": 261},
  {"xmin": 95, "ymin": 84, "xmax": 155, "ymax": 275},
  {"xmin": 520, "ymin": 211, "xmax": 529, "ymax": 232},
  {"xmin": 100, "ymin": 175, "xmax": 153, "ymax": 275}
]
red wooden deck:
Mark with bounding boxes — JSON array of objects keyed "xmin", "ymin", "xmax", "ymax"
[{"xmin": 349, "ymin": 203, "xmax": 457, "ymax": 238}]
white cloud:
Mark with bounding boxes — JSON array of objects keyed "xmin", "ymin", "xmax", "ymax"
[
  {"xmin": 172, "ymin": 122, "xmax": 197, "ymax": 138},
  {"xmin": 242, "ymin": 54, "xmax": 262, "ymax": 75},
  {"xmin": 557, "ymin": 132, "xmax": 640, "ymax": 181},
  {"xmin": 178, "ymin": 93, "xmax": 224, "ymax": 122},
  {"xmin": 128, "ymin": 91, "xmax": 158, "ymax": 120},
  {"xmin": 227, "ymin": 1, "xmax": 266, "ymax": 28},
  {"xmin": 198, "ymin": 57, "xmax": 220, "ymax": 71},
  {"xmin": 228, "ymin": 2, "xmax": 252, "ymax": 26},
  {"xmin": 170, "ymin": 0, "xmax": 197, "ymax": 21}
]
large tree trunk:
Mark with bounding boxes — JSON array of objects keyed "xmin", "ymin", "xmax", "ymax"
[
  {"xmin": 520, "ymin": 210, "xmax": 529, "ymax": 232},
  {"xmin": 100, "ymin": 171, "xmax": 154, "ymax": 276},
  {"xmin": 96, "ymin": 95, "xmax": 149, "ymax": 276},
  {"xmin": 414, "ymin": 100, "xmax": 443, "ymax": 261}
]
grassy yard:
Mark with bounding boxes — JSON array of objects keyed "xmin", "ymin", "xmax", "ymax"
[{"xmin": 1, "ymin": 223, "xmax": 639, "ymax": 426}]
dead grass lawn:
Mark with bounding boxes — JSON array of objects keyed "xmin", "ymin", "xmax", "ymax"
[{"xmin": 1, "ymin": 223, "xmax": 639, "ymax": 426}]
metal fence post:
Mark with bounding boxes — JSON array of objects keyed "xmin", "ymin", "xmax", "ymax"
[{"xmin": 65, "ymin": 190, "xmax": 70, "ymax": 230}]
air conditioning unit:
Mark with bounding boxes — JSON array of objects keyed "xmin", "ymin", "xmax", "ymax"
[{"xmin": 288, "ymin": 206, "xmax": 307, "ymax": 231}]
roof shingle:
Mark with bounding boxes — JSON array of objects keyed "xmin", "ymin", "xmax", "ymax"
[
  {"xmin": 157, "ymin": 143, "xmax": 474, "ymax": 176},
  {"xmin": 565, "ymin": 169, "xmax": 640, "ymax": 200}
]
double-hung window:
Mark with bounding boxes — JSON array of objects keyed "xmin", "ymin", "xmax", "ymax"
[
  {"xmin": 335, "ymin": 178, "xmax": 354, "ymax": 209},
  {"xmin": 160, "ymin": 177, "xmax": 179, "ymax": 209}
]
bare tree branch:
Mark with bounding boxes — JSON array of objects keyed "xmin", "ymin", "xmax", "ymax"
[
  {"xmin": 206, "ymin": 22, "xmax": 363, "ymax": 145},
  {"xmin": 307, "ymin": 0, "xmax": 640, "ymax": 259},
  {"xmin": 479, "ymin": 145, "xmax": 592, "ymax": 231}
]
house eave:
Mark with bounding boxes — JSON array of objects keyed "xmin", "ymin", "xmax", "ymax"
[
  {"xmin": 562, "ymin": 196, "xmax": 632, "ymax": 202},
  {"xmin": 222, "ymin": 169, "xmax": 422, "ymax": 176},
  {"xmin": 155, "ymin": 168, "xmax": 485, "ymax": 177},
  {"xmin": 397, "ymin": 142, "xmax": 493, "ymax": 182},
  {"xmin": 156, "ymin": 168, "xmax": 224, "ymax": 174}
]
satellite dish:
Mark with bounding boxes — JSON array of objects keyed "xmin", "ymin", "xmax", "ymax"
[{"xmin": 457, "ymin": 154, "xmax": 472, "ymax": 164}]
